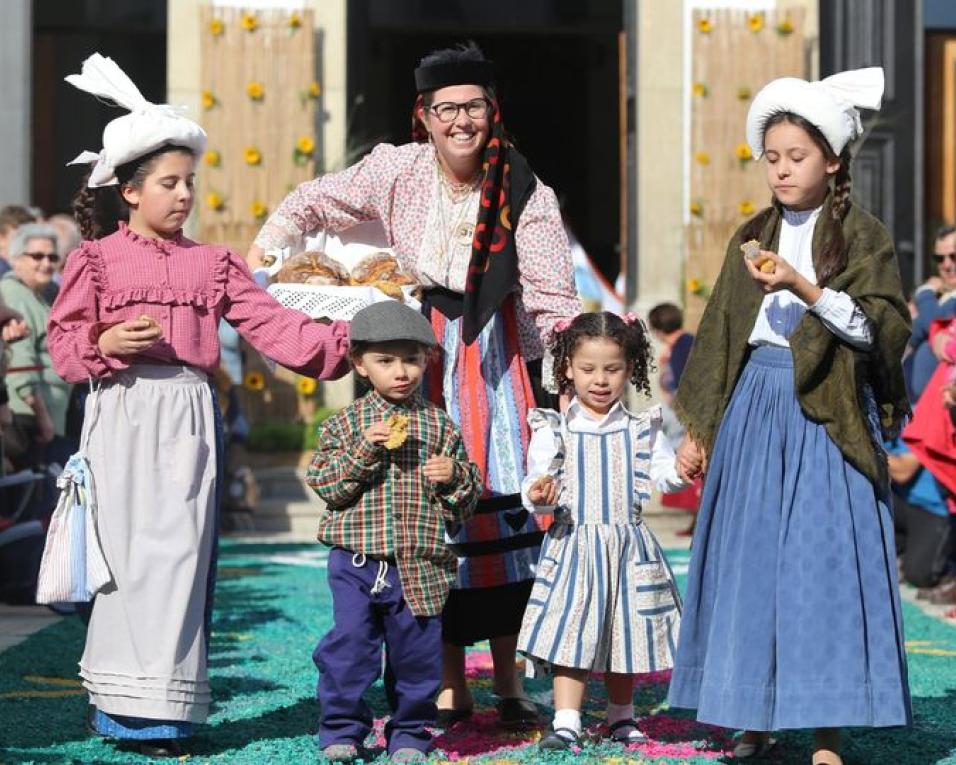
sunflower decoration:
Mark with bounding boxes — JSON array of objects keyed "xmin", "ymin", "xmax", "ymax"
[
  {"xmin": 776, "ymin": 16, "xmax": 795, "ymax": 36},
  {"xmin": 735, "ymin": 142, "xmax": 754, "ymax": 166},
  {"xmin": 698, "ymin": 17, "xmax": 713, "ymax": 34},
  {"xmin": 297, "ymin": 377, "xmax": 318, "ymax": 396},
  {"xmin": 687, "ymin": 278, "xmax": 711, "ymax": 299},
  {"xmin": 694, "ymin": 151, "xmax": 711, "ymax": 166},
  {"xmin": 251, "ymin": 200, "xmax": 269, "ymax": 220},
  {"xmin": 689, "ymin": 200, "xmax": 704, "ymax": 219},
  {"xmin": 737, "ymin": 85, "xmax": 753, "ymax": 101},
  {"xmin": 246, "ymin": 81, "xmax": 265, "ymax": 101},
  {"xmin": 240, "ymin": 12, "xmax": 258, "ymax": 32},
  {"xmin": 206, "ymin": 191, "xmax": 225, "ymax": 211},
  {"xmin": 739, "ymin": 200, "xmax": 756, "ymax": 216},
  {"xmin": 201, "ymin": 90, "xmax": 217, "ymax": 111},
  {"xmin": 204, "ymin": 150, "xmax": 221, "ymax": 168},
  {"xmin": 289, "ymin": 12, "xmax": 303, "ymax": 30},
  {"xmin": 243, "ymin": 146, "xmax": 262, "ymax": 166},
  {"xmin": 294, "ymin": 135, "xmax": 315, "ymax": 166},
  {"xmin": 692, "ymin": 81, "xmax": 709, "ymax": 98},
  {"xmin": 209, "ymin": 18, "xmax": 224, "ymax": 37},
  {"xmin": 308, "ymin": 81, "xmax": 321, "ymax": 98},
  {"xmin": 243, "ymin": 371, "xmax": 265, "ymax": 392},
  {"xmin": 747, "ymin": 13, "xmax": 765, "ymax": 33}
]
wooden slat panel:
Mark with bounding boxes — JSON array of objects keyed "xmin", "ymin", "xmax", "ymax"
[{"xmin": 685, "ymin": 7, "xmax": 807, "ymax": 330}]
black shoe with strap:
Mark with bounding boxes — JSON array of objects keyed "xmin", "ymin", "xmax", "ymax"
[{"xmin": 539, "ymin": 726, "xmax": 580, "ymax": 750}]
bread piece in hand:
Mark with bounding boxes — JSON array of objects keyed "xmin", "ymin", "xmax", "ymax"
[
  {"xmin": 383, "ymin": 413, "xmax": 409, "ymax": 450},
  {"xmin": 740, "ymin": 239, "xmax": 775, "ymax": 274}
]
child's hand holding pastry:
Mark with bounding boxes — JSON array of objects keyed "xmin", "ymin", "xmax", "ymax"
[
  {"xmin": 363, "ymin": 421, "xmax": 393, "ymax": 446},
  {"xmin": 423, "ymin": 455, "xmax": 455, "ymax": 485},
  {"xmin": 528, "ymin": 475, "xmax": 559, "ymax": 505},
  {"xmin": 97, "ymin": 315, "xmax": 164, "ymax": 356}
]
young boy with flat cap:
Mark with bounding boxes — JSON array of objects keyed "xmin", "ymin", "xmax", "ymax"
[{"xmin": 307, "ymin": 300, "xmax": 482, "ymax": 764}]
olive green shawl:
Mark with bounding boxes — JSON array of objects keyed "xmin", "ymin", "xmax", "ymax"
[{"xmin": 673, "ymin": 198, "xmax": 911, "ymax": 485}]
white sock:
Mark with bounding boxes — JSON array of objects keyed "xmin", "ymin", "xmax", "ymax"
[
  {"xmin": 552, "ymin": 708, "xmax": 582, "ymax": 737},
  {"xmin": 607, "ymin": 702, "xmax": 634, "ymax": 726}
]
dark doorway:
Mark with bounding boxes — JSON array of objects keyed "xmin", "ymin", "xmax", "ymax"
[
  {"xmin": 347, "ymin": 0, "xmax": 623, "ymax": 282},
  {"xmin": 32, "ymin": 0, "xmax": 167, "ymax": 217},
  {"xmin": 820, "ymin": 0, "xmax": 923, "ymax": 291}
]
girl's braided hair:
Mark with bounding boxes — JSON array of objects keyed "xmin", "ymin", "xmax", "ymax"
[
  {"xmin": 72, "ymin": 144, "xmax": 195, "ymax": 240},
  {"xmin": 548, "ymin": 311, "xmax": 654, "ymax": 398},
  {"xmin": 740, "ymin": 111, "xmax": 852, "ymax": 286}
]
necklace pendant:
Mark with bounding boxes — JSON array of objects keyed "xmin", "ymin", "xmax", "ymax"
[{"xmin": 454, "ymin": 222, "xmax": 475, "ymax": 246}]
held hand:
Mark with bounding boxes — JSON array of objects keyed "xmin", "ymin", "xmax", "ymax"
[
  {"xmin": 926, "ymin": 276, "xmax": 944, "ymax": 293},
  {"xmin": 528, "ymin": 475, "xmax": 559, "ymax": 505},
  {"xmin": 363, "ymin": 421, "xmax": 392, "ymax": 446},
  {"xmin": 2, "ymin": 319, "xmax": 29, "ymax": 343},
  {"xmin": 423, "ymin": 455, "xmax": 455, "ymax": 485},
  {"xmin": 744, "ymin": 250, "xmax": 798, "ymax": 293},
  {"xmin": 676, "ymin": 434, "xmax": 706, "ymax": 481},
  {"xmin": 97, "ymin": 318, "xmax": 163, "ymax": 357}
]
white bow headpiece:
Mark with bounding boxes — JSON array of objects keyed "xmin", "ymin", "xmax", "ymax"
[
  {"xmin": 66, "ymin": 53, "xmax": 207, "ymax": 187},
  {"xmin": 746, "ymin": 67, "xmax": 884, "ymax": 159}
]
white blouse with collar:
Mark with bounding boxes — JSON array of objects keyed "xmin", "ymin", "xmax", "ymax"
[
  {"xmin": 520, "ymin": 397, "xmax": 686, "ymax": 513},
  {"xmin": 747, "ymin": 205, "xmax": 874, "ymax": 350}
]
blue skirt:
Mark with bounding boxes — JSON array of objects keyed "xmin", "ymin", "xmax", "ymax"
[{"xmin": 667, "ymin": 346, "xmax": 911, "ymax": 730}]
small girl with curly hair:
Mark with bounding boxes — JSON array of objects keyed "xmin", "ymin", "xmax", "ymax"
[{"xmin": 516, "ymin": 311, "xmax": 687, "ymax": 750}]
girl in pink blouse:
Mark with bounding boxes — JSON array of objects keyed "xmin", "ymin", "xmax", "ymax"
[{"xmin": 46, "ymin": 54, "xmax": 349, "ymax": 759}]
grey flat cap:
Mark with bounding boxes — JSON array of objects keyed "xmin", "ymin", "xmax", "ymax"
[{"xmin": 350, "ymin": 300, "xmax": 437, "ymax": 348}]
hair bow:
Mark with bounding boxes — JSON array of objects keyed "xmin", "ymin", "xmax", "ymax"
[
  {"xmin": 621, "ymin": 312, "xmax": 638, "ymax": 325},
  {"xmin": 554, "ymin": 318, "xmax": 573, "ymax": 333}
]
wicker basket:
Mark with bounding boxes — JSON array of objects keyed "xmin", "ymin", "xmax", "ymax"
[{"xmin": 267, "ymin": 283, "xmax": 421, "ymax": 321}]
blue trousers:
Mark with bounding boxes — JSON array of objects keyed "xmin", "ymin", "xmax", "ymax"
[{"xmin": 314, "ymin": 547, "xmax": 442, "ymax": 754}]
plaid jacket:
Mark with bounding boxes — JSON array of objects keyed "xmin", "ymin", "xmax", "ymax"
[{"xmin": 307, "ymin": 389, "xmax": 481, "ymax": 616}]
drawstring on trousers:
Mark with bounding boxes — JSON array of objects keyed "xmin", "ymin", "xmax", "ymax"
[{"xmin": 351, "ymin": 552, "xmax": 392, "ymax": 595}]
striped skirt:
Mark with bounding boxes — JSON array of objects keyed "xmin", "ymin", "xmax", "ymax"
[
  {"xmin": 667, "ymin": 346, "xmax": 912, "ymax": 730},
  {"xmin": 518, "ymin": 521, "xmax": 680, "ymax": 673}
]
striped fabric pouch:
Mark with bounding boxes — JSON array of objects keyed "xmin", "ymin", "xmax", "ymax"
[{"xmin": 35, "ymin": 385, "xmax": 112, "ymax": 604}]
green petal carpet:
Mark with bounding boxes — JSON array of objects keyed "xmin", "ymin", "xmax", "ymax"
[{"xmin": 2, "ymin": 541, "xmax": 955, "ymax": 764}]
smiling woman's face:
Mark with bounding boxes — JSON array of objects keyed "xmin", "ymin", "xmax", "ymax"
[
  {"xmin": 12, "ymin": 236, "xmax": 58, "ymax": 291},
  {"xmin": 418, "ymin": 84, "xmax": 491, "ymax": 170}
]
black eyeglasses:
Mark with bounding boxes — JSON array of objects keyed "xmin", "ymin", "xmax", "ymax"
[
  {"xmin": 933, "ymin": 251, "xmax": 956, "ymax": 264},
  {"xmin": 23, "ymin": 251, "xmax": 60, "ymax": 264},
  {"xmin": 428, "ymin": 98, "xmax": 492, "ymax": 123}
]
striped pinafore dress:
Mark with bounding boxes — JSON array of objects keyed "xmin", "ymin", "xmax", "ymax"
[{"xmin": 517, "ymin": 406, "xmax": 681, "ymax": 673}]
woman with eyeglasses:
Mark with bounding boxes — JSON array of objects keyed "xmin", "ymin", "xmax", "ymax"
[
  {"xmin": 248, "ymin": 42, "xmax": 579, "ymax": 734},
  {"xmin": 0, "ymin": 222, "xmax": 73, "ymax": 470}
]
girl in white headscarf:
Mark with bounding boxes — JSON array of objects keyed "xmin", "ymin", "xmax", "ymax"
[
  {"xmin": 47, "ymin": 54, "xmax": 350, "ymax": 758},
  {"xmin": 666, "ymin": 68, "xmax": 912, "ymax": 765}
]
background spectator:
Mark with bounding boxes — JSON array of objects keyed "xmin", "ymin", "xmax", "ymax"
[
  {"xmin": 907, "ymin": 224, "xmax": 956, "ymax": 399},
  {"xmin": 0, "ymin": 205, "xmax": 39, "ymax": 277},
  {"xmin": 887, "ymin": 436, "xmax": 954, "ymax": 594},
  {"xmin": 0, "ymin": 223, "xmax": 73, "ymax": 471},
  {"xmin": 648, "ymin": 302, "xmax": 699, "ymax": 532}
]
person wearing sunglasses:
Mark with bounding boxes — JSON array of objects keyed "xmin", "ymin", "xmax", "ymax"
[
  {"xmin": 907, "ymin": 224, "xmax": 956, "ymax": 400},
  {"xmin": 0, "ymin": 223, "xmax": 73, "ymax": 471},
  {"xmin": 247, "ymin": 41, "xmax": 580, "ymax": 741}
]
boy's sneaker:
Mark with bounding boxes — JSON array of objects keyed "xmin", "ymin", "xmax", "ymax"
[
  {"xmin": 539, "ymin": 726, "xmax": 580, "ymax": 750},
  {"xmin": 322, "ymin": 743, "xmax": 359, "ymax": 763},
  {"xmin": 608, "ymin": 718, "xmax": 648, "ymax": 744},
  {"xmin": 390, "ymin": 747, "xmax": 427, "ymax": 763}
]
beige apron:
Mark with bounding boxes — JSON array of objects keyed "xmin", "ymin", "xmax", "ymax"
[{"xmin": 79, "ymin": 364, "xmax": 217, "ymax": 723}]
